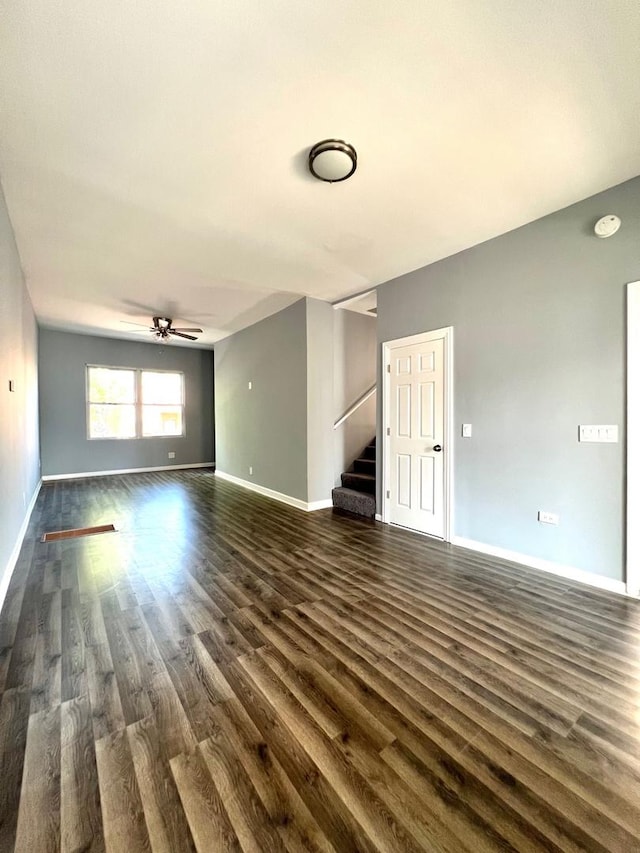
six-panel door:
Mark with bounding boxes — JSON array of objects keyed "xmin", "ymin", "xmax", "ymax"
[{"xmin": 388, "ymin": 336, "xmax": 445, "ymax": 538}]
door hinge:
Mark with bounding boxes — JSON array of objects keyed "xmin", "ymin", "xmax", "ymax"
[
  {"xmin": 386, "ymin": 427, "xmax": 391, "ymax": 436},
  {"xmin": 386, "ymin": 490, "xmax": 390, "ymax": 499},
  {"xmin": 386, "ymin": 364, "xmax": 391, "ymax": 373}
]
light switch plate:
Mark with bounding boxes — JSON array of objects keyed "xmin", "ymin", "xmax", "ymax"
[
  {"xmin": 538, "ymin": 511, "xmax": 559, "ymax": 525},
  {"xmin": 462, "ymin": 423, "xmax": 472, "ymax": 437},
  {"xmin": 579, "ymin": 425, "xmax": 618, "ymax": 443}
]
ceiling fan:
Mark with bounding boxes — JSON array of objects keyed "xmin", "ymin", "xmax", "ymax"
[
  {"xmin": 123, "ymin": 316, "xmax": 203, "ymax": 341},
  {"xmin": 149, "ymin": 316, "xmax": 203, "ymax": 340}
]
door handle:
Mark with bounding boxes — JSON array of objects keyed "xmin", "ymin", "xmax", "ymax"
[{"xmin": 433, "ymin": 444, "xmax": 442, "ymax": 452}]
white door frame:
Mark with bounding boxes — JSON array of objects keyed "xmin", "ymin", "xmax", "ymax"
[
  {"xmin": 382, "ymin": 326, "xmax": 454, "ymax": 541},
  {"xmin": 627, "ymin": 281, "xmax": 640, "ymax": 597}
]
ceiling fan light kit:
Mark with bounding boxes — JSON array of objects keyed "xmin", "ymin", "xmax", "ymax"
[
  {"xmin": 150, "ymin": 317, "xmax": 203, "ymax": 341},
  {"xmin": 308, "ymin": 139, "xmax": 357, "ymax": 183}
]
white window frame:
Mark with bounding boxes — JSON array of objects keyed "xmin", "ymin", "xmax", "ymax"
[{"xmin": 86, "ymin": 365, "xmax": 185, "ymax": 440}]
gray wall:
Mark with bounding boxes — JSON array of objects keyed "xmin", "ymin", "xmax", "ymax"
[
  {"xmin": 333, "ymin": 310, "xmax": 377, "ymax": 485},
  {"xmin": 0, "ymin": 182, "xmax": 40, "ymax": 580},
  {"xmin": 39, "ymin": 329, "xmax": 214, "ymax": 476},
  {"xmin": 306, "ymin": 299, "xmax": 334, "ymax": 503},
  {"xmin": 377, "ymin": 176, "xmax": 640, "ymax": 581},
  {"xmin": 214, "ymin": 298, "xmax": 308, "ymax": 501}
]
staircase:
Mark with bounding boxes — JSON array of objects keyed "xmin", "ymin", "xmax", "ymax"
[{"xmin": 332, "ymin": 438, "xmax": 376, "ymax": 518}]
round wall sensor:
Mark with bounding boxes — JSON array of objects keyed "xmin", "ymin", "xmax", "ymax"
[{"xmin": 594, "ymin": 214, "xmax": 621, "ymax": 238}]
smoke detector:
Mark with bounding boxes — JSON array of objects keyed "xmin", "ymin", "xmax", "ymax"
[{"xmin": 594, "ymin": 215, "xmax": 621, "ymax": 238}]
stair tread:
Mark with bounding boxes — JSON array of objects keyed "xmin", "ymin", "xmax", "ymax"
[
  {"xmin": 333, "ymin": 486, "xmax": 375, "ymax": 496},
  {"xmin": 345, "ymin": 472, "xmax": 375, "ymax": 481}
]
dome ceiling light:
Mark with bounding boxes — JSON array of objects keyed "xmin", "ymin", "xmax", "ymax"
[{"xmin": 308, "ymin": 139, "xmax": 357, "ymax": 183}]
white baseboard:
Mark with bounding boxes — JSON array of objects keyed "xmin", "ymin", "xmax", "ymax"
[
  {"xmin": 1, "ymin": 479, "xmax": 42, "ymax": 615},
  {"xmin": 307, "ymin": 499, "xmax": 334, "ymax": 511},
  {"xmin": 375, "ymin": 513, "xmax": 382, "ymax": 522},
  {"xmin": 451, "ymin": 536, "xmax": 628, "ymax": 596},
  {"xmin": 42, "ymin": 462, "xmax": 215, "ymax": 481},
  {"xmin": 215, "ymin": 470, "xmax": 332, "ymax": 512}
]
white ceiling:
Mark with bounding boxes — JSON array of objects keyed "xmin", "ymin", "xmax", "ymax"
[{"xmin": 1, "ymin": 1, "xmax": 639, "ymax": 347}]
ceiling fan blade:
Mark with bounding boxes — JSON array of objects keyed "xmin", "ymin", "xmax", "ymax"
[
  {"xmin": 120, "ymin": 320, "xmax": 153, "ymax": 328},
  {"xmin": 171, "ymin": 327, "xmax": 203, "ymax": 334},
  {"xmin": 169, "ymin": 330, "xmax": 197, "ymax": 341}
]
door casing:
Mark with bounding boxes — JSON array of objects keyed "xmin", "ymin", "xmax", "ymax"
[
  {"xmin": 382, "ymin": 326, "xmax": 454, "ymax": 541},
  {"xmin": 627, "ymin": 281, "xmax": 640, "ymax": 597}
]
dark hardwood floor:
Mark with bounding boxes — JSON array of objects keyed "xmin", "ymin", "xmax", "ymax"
[{"xmin": 1, "ymin": 470, "xmax": 639, "ymax": 852}]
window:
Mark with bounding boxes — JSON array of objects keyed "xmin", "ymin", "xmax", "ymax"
[{"xmin": 87, "ymin": 366, "xmax": 184, "ymax": 439}]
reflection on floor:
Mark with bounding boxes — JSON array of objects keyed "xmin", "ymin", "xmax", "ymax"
[{"xmin": 1, "ymin": 470, "xmax": 639, "ymax": 851}]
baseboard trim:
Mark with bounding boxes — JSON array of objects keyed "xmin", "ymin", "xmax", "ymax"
[
  {"xmin": 307, "ymin": 499, "xmax": 334, "ymax": 511},
  {"xmin": 215, "ymin": 470, "xmax": 332, "ymax": 512},
  {"xmin": 42, "ymin": 462, "xmax": 215, "ymax": 481},
  {"xmin": 451, "ymin": 536, "xmax": 627, "ymax": 596},
  {"xmin": 375, "ymin": 513, "xmax": 382, "ymax": 522},
  {"xmin": 1, "ymin": 479, "xmax": 42, "ymax": 614}
]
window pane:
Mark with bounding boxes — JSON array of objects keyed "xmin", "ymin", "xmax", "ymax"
[
  {"xmin": 141, "ymin": 371, "xmax": 182, "ymax": 404},
  {"xmin": 88, "ymin": 368, "xmax": 135, "ymax": 404},
  {"xmin": 89, "ymin": 404, "xmax": 136, "ymax": 438},
  {"xmin": 142, "ymin": 405, "xmax": 183, "ymax": 436}
]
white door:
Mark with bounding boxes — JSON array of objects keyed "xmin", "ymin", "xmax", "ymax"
[{"xmin": 387, "ymin": 335, "xmax": 446, "ymax": 537}]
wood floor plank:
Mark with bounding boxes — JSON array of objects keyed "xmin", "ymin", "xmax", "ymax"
[
  {"xmin": 14, "ymin": 705, "xmax": 61, "ymax": 853},
  {"xmin": 95, "ymin": 727, "xmax": 151, "ymax": 853},
  {"xmin": 1, "ymin": 470, "xmax": 639, "ymax": 852},
  {"xmin": 199, "ymin": 729, "xmax": 287, "ymax": 853},
  {"xmin": 170, "ymin": 748, "xmax": 241, "ymax": 853},
  {"xmin": 127, "ymin": 715, "xmax": 196, "ymax": 852},
  {"xmin": 61, "ymin": 695, "xmax": 105, "ymax": 852},
  {"xmin": 211, "ymin": 696, "xmax": 337, "ymax": 853},
  {"xmin": 0, "ymin": 687, "xmax": 30, "ymax": 851}
]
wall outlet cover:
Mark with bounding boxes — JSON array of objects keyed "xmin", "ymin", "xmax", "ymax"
[
  {"xmin": 168, "ymin": 451, "xmax": 176, "ymax": 459},
  {"xmin": 462, "ymin": 423, "xmax": 472, "ymax": 437}
]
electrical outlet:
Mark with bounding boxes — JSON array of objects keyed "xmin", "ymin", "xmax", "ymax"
[
  {"xmin": 538, "ymin": 511, "xmax": 559, "ymax": 525},
  {"xmin": 462, "ymin": 423, "xmax": 472, "ymax": 437},
  {"xmin": 249, "ymin": 466, "xmax": 253, "ymax": 475},
  {"xmin": 168, "ymin": 451, "xmax": 176, "ymax": 459}
]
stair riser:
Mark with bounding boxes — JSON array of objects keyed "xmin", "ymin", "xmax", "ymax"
[
  {"xmin": 362, "ymin": 445, "xmax": 376, "ymax": 460},
  {"xmin": 332, "ymin": 488, "xmax": 376, "ymax": 518},
  {"xmin": 353, "ymin": 459, "xmax": 376, "ymax": 475}
]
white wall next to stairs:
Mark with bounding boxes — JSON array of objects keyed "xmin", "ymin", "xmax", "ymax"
[{"xmin": 333, "ymin": 310, "xmax": 377, "ymax": 486}]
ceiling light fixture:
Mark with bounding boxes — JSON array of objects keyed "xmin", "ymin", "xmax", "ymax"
[{"xmin": 308, "ymin": 139, "xmax": 357, "ymax": 183}]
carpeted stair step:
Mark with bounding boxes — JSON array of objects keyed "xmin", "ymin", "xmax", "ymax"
[
  {"xmin": 341, "ymin": 472, "xmax": 376, "ymax": 494},
  {"xmin": 353, "ymin": 457, "xmax": 376, "ymax": 475},
  {"xmin": 362, "ymin": 443, "xmax": 377, "ymax": 460},
  {"xmin": 332, "ymin": 487, "xmax": 376, "ymax": 518}
]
